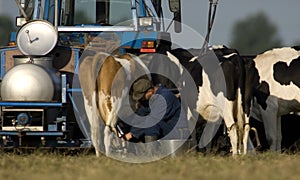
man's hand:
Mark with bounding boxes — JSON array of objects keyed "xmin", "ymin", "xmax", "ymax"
[
  {"xmin": 125, "ymin": 132, "xmax": 133, "ymax": 141},
  {"xmin": 135, "ymin": 101, "xmax": 142, "ymax": 109}
]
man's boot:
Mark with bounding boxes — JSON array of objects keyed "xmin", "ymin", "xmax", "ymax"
[
  {"xmin": 144, "ymin": 136, "xmax": 159, "ymax": 157},
  {"xmin": 144, "ymin": 136, "xmax": 158, "ymax": 143}
]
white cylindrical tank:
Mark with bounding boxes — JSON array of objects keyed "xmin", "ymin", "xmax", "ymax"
[{"xmin": 1, "ymin": 64, "xmax": 54, "ymax": 101}]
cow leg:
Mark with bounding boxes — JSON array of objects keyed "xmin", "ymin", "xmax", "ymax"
[
  {"xmin": 88, "ymin": 92, "xmax": 103, "ymax": 157},
  {"xmin": 275, "ymin": 116, "xmax": 282, "ymax": 151},
  {"xmin": 243, "ymin": 122, "xmax": 250, "ymax": 155},
  {"xmin": 239, "ymin": 98, "xmax": 250, "ymax": 154},
  {"xmin": 104, "ymin": 108, "xmax": 119, "ymax": 156},
  {"xmin": 261, "ymin": 108, "xmax": 278, "ymax": 151},
  {"xmin": 104, "ymin": 125, "xmax": 113, "ymax": 156},
  {"xmin": 259, "ymin": 97, "xmax": 281, "ymax": 151},
  {"xmin": 227, "ymin": 123, "xmax": 238, "ymax": 155},
  {"xmin": 223, "ymin": 100, "xmax": 238, "ymax": 156},
  {"xmin": 90, "ymin": 114, "xmax": 102, "ymax": 157}
]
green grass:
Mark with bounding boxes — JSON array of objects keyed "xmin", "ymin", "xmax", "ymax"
[{"xmin": 1, "ymin": 151, "xmax": 300, "ymax": 180}]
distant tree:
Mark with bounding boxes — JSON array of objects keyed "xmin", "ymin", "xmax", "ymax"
[
  {"xmin": 0, "ymin": 15, "xmax": 15, "ymax": 46},
  {"xmin": 229, "ymin": 11, "xmax": 282, "ymax": 55}
]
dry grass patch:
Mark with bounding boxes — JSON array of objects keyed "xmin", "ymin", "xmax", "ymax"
[{"xmin": 1, "ymin": 151, "xmax": 300, "ymax": 180}]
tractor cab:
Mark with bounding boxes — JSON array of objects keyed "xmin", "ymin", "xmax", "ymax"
[{"xmin": 14, "ymin": 0, "xmax": 182, "ymax": 53}]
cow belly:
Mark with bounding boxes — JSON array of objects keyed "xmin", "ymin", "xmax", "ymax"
[
  {"xmin": 197, "ymin": 104, "xmax": 221, "ymax": 122},
  {"xmin": 196, "ymin": 88, "xmax": 226, "ymax": 122},
  {"xmin": 278, "ymin": 98, "xmax": 300, "ymax": 115},
  {"xmin": 268, "ymin": 81, "xmax": 300, "ymax": 101},
  {"xmin": 196, "ymin": 70, "xmax": 230, "ymax": 122}
]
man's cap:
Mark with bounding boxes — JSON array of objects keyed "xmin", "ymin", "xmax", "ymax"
[{"xmin": 132, "ymin": 79, "xmax": 152, "ymax": 101}]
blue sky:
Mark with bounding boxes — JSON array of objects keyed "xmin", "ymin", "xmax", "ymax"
[{"xmin": 1, "ymin": 0, "xmax": 299, "ymax": 48}]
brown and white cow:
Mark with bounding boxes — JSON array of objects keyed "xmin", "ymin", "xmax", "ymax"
[
  {"xmin": 79, "ymin": 52, "xmax": 150, "ymax": 156},
  {"xmin": 167, "ymin": 46, "xmax": 252, "ymax": 155},
  {"xmin": 248, "ymin": 46, "xmax": 300, "ymax": 151}
]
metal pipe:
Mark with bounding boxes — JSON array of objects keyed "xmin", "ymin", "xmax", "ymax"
[
  {"xmin": 14, "ymin": 0, "xmax": 28, "ymax": 19},
  {"xmin": 130, "ymin": 0, "xmax": 138, "ymax": 31},
  {"xmin": 55, "ymin": 0, "xmax": 58, "ymax": 29},
  {"xmin": 201, "ymin": 0, "xmax": 218, "ymax": 54},
  {"xmin": 251, "ymin": 127, "xmax": 262, "ymax": 148},
  {"xmin": 33, "ymin": 0, "xmax": 40, "ymax": 19}
]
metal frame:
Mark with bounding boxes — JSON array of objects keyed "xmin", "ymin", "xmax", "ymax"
[{"xmin": 1, "ymin": 108, "xmax": 44, "ymax": 131}]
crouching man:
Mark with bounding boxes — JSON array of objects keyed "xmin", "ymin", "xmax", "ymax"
[{"xmin": 124, "ymin": 79, "xmax": 190, "ymax": 144}]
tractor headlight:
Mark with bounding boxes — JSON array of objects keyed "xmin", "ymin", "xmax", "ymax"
[
  {"xmin": 16, "ymin": 17, "xmax": 27, "ymax": 27},
  {"xmin": 139, "ymin": 17, "xmax": 153, "ymax": 27}
]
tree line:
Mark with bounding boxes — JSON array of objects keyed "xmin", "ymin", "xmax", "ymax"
[{"xmin": 229, "ymin": 11, "xmax": 300, "ymax": 55}]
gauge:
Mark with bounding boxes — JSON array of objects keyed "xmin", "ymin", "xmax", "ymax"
[{"xmin": 16, "ymin": 20, "xmax": 58, "ymax": 55}]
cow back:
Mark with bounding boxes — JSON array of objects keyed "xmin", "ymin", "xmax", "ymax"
[{"xmin": 254, "ymin": 47, "xmax": 300, "ymax": 103}]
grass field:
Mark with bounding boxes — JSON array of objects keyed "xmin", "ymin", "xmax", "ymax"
[{"xmin": 1, "ymin": 151, "xmax": 300, "ymax": 180}]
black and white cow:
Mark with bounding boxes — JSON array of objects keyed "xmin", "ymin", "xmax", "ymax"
[
  {"xmin": 167, "ymin": 45, "xmax": 252, "ymax": 155},
  {"xmin": 248, "ymin": 46, "xmax": 300, "ymax": 151}
]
